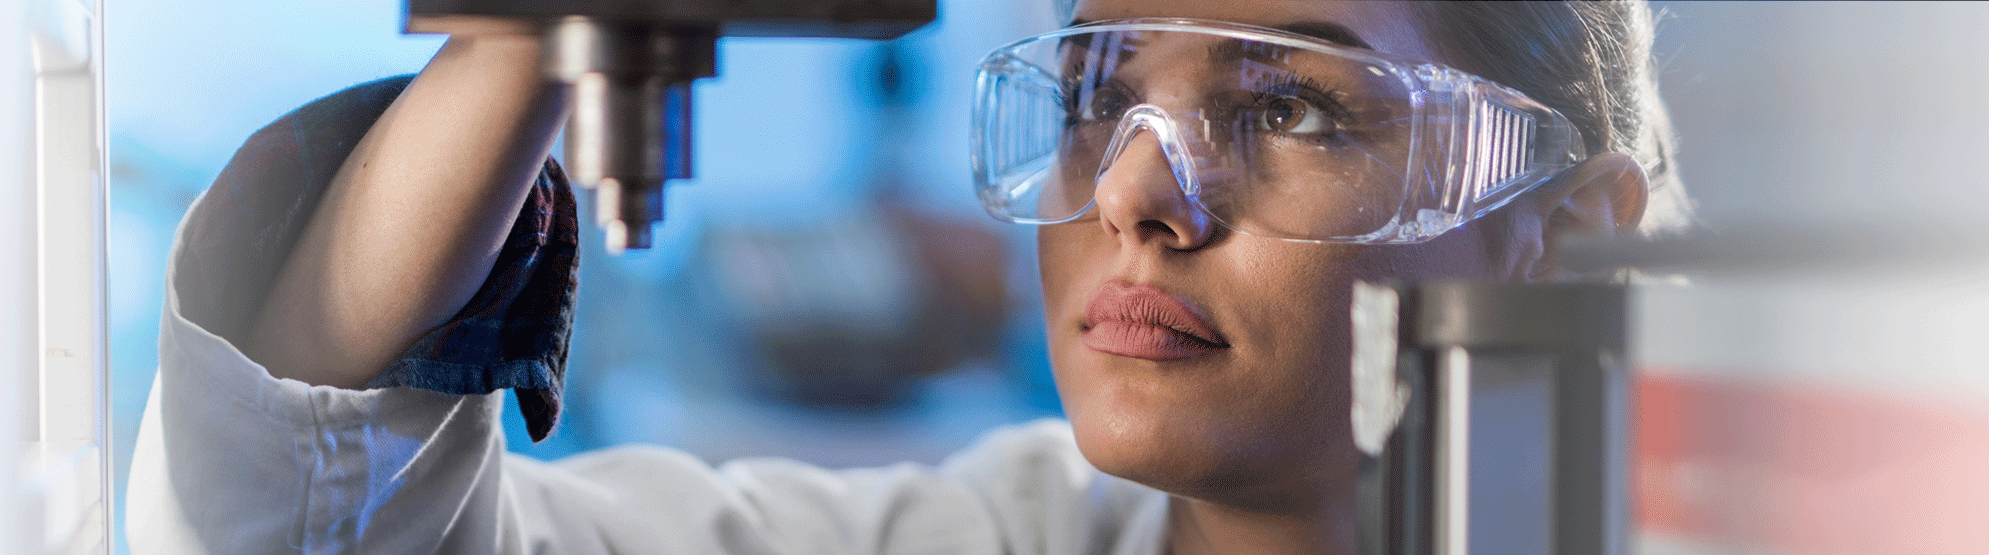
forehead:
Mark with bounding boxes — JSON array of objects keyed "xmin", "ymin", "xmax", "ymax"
[{"xmin": 1071, "ymin": 0, "xmax": 1439, "ymax": 64}]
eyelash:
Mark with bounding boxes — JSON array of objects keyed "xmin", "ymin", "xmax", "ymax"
[
  {"xmin": 1055, "ymin": 71, "xmax": 1105, "ymax": 123},
  {"xmin": 1245, "ymin": 74, "xmax": 1357, "ymax": 141},
  {"xmin": 1052, "ymin": 72, "xmax": 1360, "ymax": 142}
]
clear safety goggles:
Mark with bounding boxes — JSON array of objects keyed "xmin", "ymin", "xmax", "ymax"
[{"xmin": 972, "ymin": 18, "xmax": 1587, "ymax": 243}]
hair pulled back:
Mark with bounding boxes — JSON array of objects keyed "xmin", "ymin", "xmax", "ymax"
[{"xmin": 1410, "ymin": 0, "xmax": 1689, "ymax": 235}]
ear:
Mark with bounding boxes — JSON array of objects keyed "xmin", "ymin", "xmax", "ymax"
[{"xmin": 1521, "ymin": 152, "xmax": 1649, "ymax": 281}]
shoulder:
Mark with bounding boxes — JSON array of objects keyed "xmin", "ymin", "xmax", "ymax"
[
  {"xmin": 503, "ymin": 421, "xmax": 1165, "ymax": 555},
  {"xmin": 941, "ymin": 418, "xmax": 1090, "ymax": 484},
  {"xmin": 942, "ymin": 419, "xmax": 1168, "ymax": 555}
]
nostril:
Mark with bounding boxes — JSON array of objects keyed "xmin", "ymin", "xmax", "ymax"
[{"xmin": 1137, "ymin": 220, "xmax": 1178, "ymax": 240}]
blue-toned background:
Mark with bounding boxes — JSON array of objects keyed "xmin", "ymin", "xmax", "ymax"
[
  {"xmin": 108, "ymin": 2, "xmax": 1989, "ymax": 555},
  {"xmin": 107, "ymin": 1, "xmax": 1066, "ymax": 552}
]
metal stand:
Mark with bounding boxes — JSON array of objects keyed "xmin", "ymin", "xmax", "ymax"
[
  {"xmin": 404, "ymin": 0, "xmax": 936, "ymax": 252},
  {"xmin": 1354, "ymin": 281, "xmax": 1627, "ymax": 555}
]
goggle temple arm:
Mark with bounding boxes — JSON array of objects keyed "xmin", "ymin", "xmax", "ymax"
[{"xmin": 1411, "ymin": 66, "xmax": 1588, "ymax": 241}]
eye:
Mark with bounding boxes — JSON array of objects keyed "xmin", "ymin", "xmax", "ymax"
[
  {"xmin": 1083, "ymin": 86, "xmax": 1132, "ymax": 122},
  {"xmin": 1255, "ymin": 96, "xmax": 1334, "ymax": 134}
]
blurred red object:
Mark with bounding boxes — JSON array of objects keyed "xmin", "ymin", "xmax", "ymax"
[{"xmin": 1635, "ymin": 373, "xmax": 1989, "ymax": 555}]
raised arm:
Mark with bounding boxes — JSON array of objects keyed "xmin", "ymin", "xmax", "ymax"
[{"xmin": 241, "ymin": 34, "xmax": 567, "ymax": 389}]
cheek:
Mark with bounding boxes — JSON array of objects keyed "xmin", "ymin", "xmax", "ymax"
[
  {"xmin": 1241, "ymin": 250, "xmax": 1358, "ymax": 405},
  {"xmin": 1035, "ymin": 226, "xmax": 1093, "ymax": 323}
]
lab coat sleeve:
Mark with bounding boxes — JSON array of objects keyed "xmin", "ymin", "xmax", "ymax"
[
  {"xmin": 126, "ymin": 187, "xmax": 513, "ymax": 554},
  {"xmin": 126, "ymin": 284, "xmax": 1153, "ymax": 555},
  {"xmin": 126, "ymin": 183, "xmax": 1127, "ymax": 553},
  {"xmin": 127, "ymin": 288, "xmax": 1097, "ymax": 554},
  {"xmin": 125, "ymin": 194, "xmax": 1004, "ymax": 554}
]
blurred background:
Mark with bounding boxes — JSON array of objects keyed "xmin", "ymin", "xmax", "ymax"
[
  {"xmin": 105, "ymin": 1, "xmax": 1066, "ymax": 553},
  {"xmin": 99, "ymin": 2, "xmax": 1989, "ymax": 555}
]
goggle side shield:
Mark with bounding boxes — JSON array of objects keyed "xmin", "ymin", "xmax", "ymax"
[{"xmin": 972, "ymin": 18, "xmax": 1586, "ymax": 243}]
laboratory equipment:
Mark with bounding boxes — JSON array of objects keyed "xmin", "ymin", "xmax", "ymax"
[
  {"xmin": 403, "ymin": 0, "xmax": 937, "ymax": 252},
  {"xmin": 1352, "ymin": 281, "xmax": 1628, "ymax": 555}
]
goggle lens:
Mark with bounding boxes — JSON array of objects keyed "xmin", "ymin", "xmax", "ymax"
[{"xmin": 974, "ymin": 19, "xmax": 1584, "ymax": 243}]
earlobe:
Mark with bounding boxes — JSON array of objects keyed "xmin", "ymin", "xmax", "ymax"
[{"xmin": 1524, "ymin": 152, "xmax": 1650, "ymax": 281}]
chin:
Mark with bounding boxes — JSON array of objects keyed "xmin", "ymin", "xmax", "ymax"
[
  {"xmin": 1069, "ymin": 407, "xmax": 1228, "ymax": 494},
  {"xmin": 1062, "ymin": 378, "xmax": 1305, "ymax": 502},
  {"xmin": 1055, "ymin": 356, "xmax": 1359, "ymax": 509}
]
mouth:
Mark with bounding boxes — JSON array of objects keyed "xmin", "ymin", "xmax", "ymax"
[{"xmin": 1080, "ymin": 280, "xmax": 1230, "ymax": 361}]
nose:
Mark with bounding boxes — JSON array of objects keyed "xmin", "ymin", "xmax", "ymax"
[{"xmin": 1090, "ymin": 128, "xmax": 1215, "ymax": 251}]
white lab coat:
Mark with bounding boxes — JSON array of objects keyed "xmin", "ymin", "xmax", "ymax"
[{"xmin": 127, "ymin": 191, "xmax": 1171, "ymax": 555}]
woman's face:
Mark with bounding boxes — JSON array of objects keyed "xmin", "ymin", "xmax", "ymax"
[{"xmin": 1039, "ymin": 0, "xmax": 1538, "ymax": 509}]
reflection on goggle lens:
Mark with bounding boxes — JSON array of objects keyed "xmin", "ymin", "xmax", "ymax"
[
  {"xmin": 1051, "ymin": 29, "xmax": 1416, "ymax": 239},
  {"xmin": 974, "ymin": 19, "xmax": 1585, "ymax": 244}
]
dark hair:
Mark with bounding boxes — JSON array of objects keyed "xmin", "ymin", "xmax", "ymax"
[{"xmin": 1409, "ymin": 0, "xmax": 1689, "ymax": 235}]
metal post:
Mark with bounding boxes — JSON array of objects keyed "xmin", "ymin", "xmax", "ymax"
[{"xmin": 1355, "ymin": 281, "xmax": 1628, "ymax": 555}]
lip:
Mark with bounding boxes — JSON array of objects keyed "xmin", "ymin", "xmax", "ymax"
[{"xmin": 1081, "ymin": 280, "xmax": 1229, "ymax": 360}]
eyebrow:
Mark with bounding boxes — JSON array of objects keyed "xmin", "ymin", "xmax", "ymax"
[{"xmin": 1068, "ymin": 18, "xmax": 1374, "ymax": 51}]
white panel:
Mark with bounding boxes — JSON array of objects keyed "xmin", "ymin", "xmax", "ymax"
[
  {"xmin": 2, "ymin": 0, "xmax": 46, "ymax": 553},
  {"xmin": 25, "ymin": 0, "xmax": 108, "ymax": 552}
]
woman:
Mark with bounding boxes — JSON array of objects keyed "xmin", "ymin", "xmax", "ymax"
[{"xmin": 130, "ymin": 1, "xmax": 1682, "ymax": 554}]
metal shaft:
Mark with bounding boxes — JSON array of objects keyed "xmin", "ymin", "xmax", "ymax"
[
  {"xmin": 406, "ymin": 0, "xmax": 935, "ymax": 254},
  {"xmin": 546, "ymin": 16, "xmax": 712, "ymax": 252}
]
